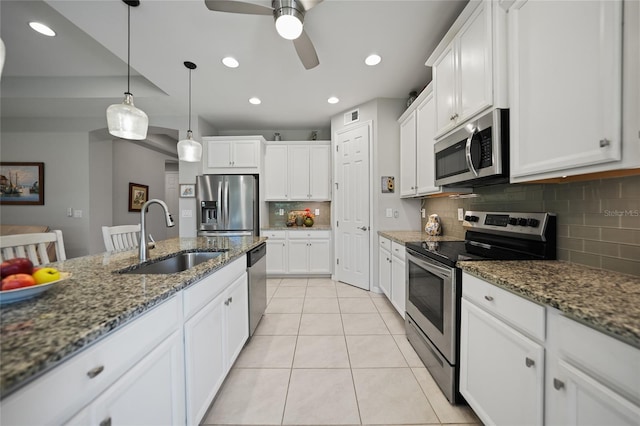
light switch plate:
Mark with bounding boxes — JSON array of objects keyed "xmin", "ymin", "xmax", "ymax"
[
  {"xmin": 73, "ymin": 210, "xmax": 83, "ymax": 218},
  {"xmin": 386, "ymin": 208, "xmax": 393, "ymax": 218},
  {"xmin": 458, "ymin": 208, "xmax": 464, "ymax": 221},
  {"xmin": 421, "ymin": 208, "xmax": 426, "ymax": 218},
  {"xmin": 279, "ymin": 208, "xmax": 284, "ymax": 216},
  {"xmin": 315, "ymin": 209, "xmax": 320, "ymax": 216},
  {"xmin": 182, "ymin": 209, "xmax": 193, "ymax": 218}
]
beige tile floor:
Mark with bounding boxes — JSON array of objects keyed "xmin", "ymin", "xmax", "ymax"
[{"xmin": 202, "ymin": 277, "xmax": 482, "ymax": 426}]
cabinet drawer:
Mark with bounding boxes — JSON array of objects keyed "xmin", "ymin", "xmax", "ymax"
[
  {"xmin": 379, "ymin": 236, "xmax": 391, "ymax": 250},
  {"xmin": 1, "ymin": 296, "xmax": 180, "ymax": 425},
  {"xmin": 262, "ymin": 230, "xmax": 286, "ymax": 239},
  {"xmin": 550, "ymin": 309, "xmax": 640, "ymax": 404},
  {"xmin": 391, "ymin": 242, "xmax": 406, "ymax": 260},
  {"xmin": 183, "ymin": 255, "xmax": 246, "ymax": 320},
  {"xmin": 287, "ymin": 230, "xmax": 331, "ymax": 240},
  {"xmin": 462, "ymin": 272, "xmax": 545, "ymax": 342}
]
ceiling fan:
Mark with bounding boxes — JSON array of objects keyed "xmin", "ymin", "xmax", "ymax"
[{"xmin": 204, "ymin": 0, "xmax": 323, "ymax": 69}]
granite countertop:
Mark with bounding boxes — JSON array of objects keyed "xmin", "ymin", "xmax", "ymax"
[
  {"xmin": 0, "ymin": 235, "xmax": 266, "ymax": 398},
  {"xmin": 458, "ymin": 260, "xmax": 640, "ymax": 349},
  {"xmin": 263, "ymin": 225, "xmax": 332, "ymax": 231},
  {"xmin": 378, "ymin": 230, "xmax": 462, "ymax": 245}
]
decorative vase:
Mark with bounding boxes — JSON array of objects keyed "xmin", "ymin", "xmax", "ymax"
[
  {"xmin": 304, "ymin": 217, "xmax": 314, "ymax": 227},
  {"xmin": 295, "ymin": 215, "xmax": 304, "ymax": 226}
]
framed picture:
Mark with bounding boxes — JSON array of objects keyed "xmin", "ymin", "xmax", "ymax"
[
  {"xmin": 128, "ymin": 182, "xmax": 149, "ymax": 212},
  {"xmin": 179, "ymin": 184, "xmax": 195, "ymax": 198},
  {"xmin": 0, "ymin": 162, "xmax": 45, "ymax": 205}
]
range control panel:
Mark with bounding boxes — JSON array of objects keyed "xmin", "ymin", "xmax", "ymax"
[{"xmin": 463, "ymin": 211, "xmax": 555, "ymax": 239}]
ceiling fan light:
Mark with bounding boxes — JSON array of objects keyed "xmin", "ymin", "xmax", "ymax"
[
  {"xmin": 177, "ymin": 131, "xmax": 202, "ymax": 162},
  {"xmin": 107, "ymin": 93, "xmax": 149, "ymax": 140},
  {"xmin": 275, "ymin": 11, "xmax": 303, "ymax": 40}
]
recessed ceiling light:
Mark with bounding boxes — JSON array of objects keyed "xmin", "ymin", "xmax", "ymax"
[
  {"xmin": 222, "ymin": 57, "xmax": 239, "ymax": 68},
  {"xmin": 365, "ymin": 54, "xmax": 381, "ymax": 66},
  {"xmin": 249, "ymin": 97, "xmax": 261, "ymax": 105},
  {"xmin": 327, "ymin": 97, "xmax": 340, "ymax": 104},
  {"xmin": 29, "ymin": 22, "xmax": 56, "ymax": 37}
]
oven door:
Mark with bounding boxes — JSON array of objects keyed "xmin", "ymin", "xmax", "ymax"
[{"xmin": 405, "ymin": 249, "xmax": 457, "ymax": 364}]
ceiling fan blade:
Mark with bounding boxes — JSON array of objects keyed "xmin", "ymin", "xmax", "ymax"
[
  {"xmin": 297, "ymin": 0, "xmax": 323, "ymax": 12},
  {"xmin": 293, "ymin": 29, "xmax": 319, "ymax": 70},
  {"xmin": 204, "ymin": 0, "xmax": 273, "ymax": 15}
]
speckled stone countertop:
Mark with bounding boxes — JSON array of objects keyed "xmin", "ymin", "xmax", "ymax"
[
  {"xmin": 0, "ymin": 236, "xmax": 265, "ymax": 398},
  {"xmin": 378, "ymin": 230, "xmax": 462, "ymax": 245},
  {"xmin": 263, "ymin": 225, "xmax": 332, "ymax": 230},
  {"xmin": 458, "ymin": 260, "xmax": 640, "ymax": 349}
]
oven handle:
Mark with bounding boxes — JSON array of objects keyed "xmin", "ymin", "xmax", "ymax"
[{"xmin": 407, "ymin": 250, "xmax": 452, "ymax": 280}]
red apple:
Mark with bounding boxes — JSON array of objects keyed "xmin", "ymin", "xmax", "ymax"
[
  {"xmin": 1, "ymin": 273, "xmax": 36, "ymax": 291},
  {"xmin": 1, "ymin": 258, "xmax": 34, "ymax": 278}
]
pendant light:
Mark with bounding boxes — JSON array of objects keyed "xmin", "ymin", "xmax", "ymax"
[
  {"xmin": 106, "ymin": 0, "xmax": 148, "ymax": 140},
  {"xmin": 177, "ymin": 61, "xmax": 202, "ymax": 162}
]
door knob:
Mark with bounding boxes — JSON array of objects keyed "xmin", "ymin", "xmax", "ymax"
[{"xmin": 358, "ymin": 226, "xmax": 368, "ymax": 231}]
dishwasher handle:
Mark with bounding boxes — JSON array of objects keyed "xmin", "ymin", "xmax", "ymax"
[{"xmin": 247, "ymin": 242, "xmax": 267, "ymax": 267}]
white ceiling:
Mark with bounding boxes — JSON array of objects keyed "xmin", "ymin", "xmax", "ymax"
[{"xmin": 0, "ymin": 0, "xmax": 468, "ymax": 132}]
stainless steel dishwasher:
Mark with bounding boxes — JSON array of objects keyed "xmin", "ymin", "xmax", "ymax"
[{"xmin": 246, "ymin": 242, "xmax": 266, "ymax": 336}]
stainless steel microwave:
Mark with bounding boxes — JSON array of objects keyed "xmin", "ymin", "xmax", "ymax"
[{"xmin": 434, "ymin": 109, "xmax": 509, "ymax": 187}]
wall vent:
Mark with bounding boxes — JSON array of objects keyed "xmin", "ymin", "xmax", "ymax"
[{"xmin": 344, "ymin": 109, "xmax": 360, "ymax": 125}]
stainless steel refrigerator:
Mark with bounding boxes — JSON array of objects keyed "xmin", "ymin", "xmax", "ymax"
[{"xmin": 196, "ymin": 174, "xmax": 259, "ymax": 236}]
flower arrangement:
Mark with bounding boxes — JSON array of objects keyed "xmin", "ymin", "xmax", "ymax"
[{"xmin": 303, "ymin": 208, "xmax": 315, "ymax": 218}]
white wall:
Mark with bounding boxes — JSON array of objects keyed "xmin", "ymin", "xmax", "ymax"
[{"xmin": 88, "ymin": 136, "xmax": 113, "ymax": 254}]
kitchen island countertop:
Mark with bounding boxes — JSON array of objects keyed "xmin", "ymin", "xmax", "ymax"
[
  {"xmin": 0, "ymin": 236, "xmax": 265, "ymax": 398},
  {"xmin": 458, "ymin": 260, "xmax": 640, "ymax": 349}
]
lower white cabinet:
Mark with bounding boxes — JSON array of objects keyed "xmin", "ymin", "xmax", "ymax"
[
  {"xmin": 263, "ymin": 229, "xmax": 332, "ymax": 275},
  {"xmin": 377, "ymin": 237, "xmax": 406, "ymax": 318}
]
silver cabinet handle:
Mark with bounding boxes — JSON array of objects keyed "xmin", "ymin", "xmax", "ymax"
[
  {"xmin": 87, "ymin": 365, "xmax": 104, "ymax": 379},
  {"xmin": 484, "ymin": 295, "xmax": 494, "ymax": 301},
  {"xmin": 224, "ymin": 298, "xmax": 230, "ymax": 306},
  {"xmin": 228, "ymin": 296, "xmax": 233, "ymax": 304},
  {"xmin": 525, "ymin": 357, "xmax": 535, "ymax": 368},
  {"xmin": 553, "ymin": 378, "xmax": 565, "ymax": 390},
  {"xmin": 599, "ymin": 138, "xmax": 610, "ymax": 147},
  {"xmin": 99, "ymin": 417, "xmax": 112, "ymax": 426}
]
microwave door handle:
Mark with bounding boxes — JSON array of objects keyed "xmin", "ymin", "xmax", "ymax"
[{"xmin": 465, "ymin": 130, "xmax": 480, "ymax": 177}]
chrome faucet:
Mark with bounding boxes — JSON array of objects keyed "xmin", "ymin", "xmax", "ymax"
[{"xmin": 139, "ymin": 198, "xmax": 175, "ymax": 262}]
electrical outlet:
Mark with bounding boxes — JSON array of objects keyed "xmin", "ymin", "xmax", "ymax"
[
  {"xmin": 458, "ymin": 208, "xmax": 464, "ymax": 221},
  {"xmin": 421, "ymin": 208, "xmax": 426, "ymax": 218},
  {"xmin": 67, "ymin": 208, "xmax": 73, "ymax": 217},
  {"xmin": 279, "ymin": 208, "xmax": 284, "ymax": 216},
  {"xmin": 315, "ymin": 209, "xmax": 320, "ymax": 216},
  {"xmin": 386, "ymin": 208, "xmax": 393, "ymax": 218}
]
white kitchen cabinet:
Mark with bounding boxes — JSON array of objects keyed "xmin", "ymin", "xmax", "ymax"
[
  {"xmin": 390, "ymin": 242, "xmax": 406, "ymax": 319},
  {"xmin": 263, "ymin": 230, "xmax": 287, "ymax": 275},
  {"xmin": 378, "ymin": 237, "xmax": 392, "ymax": 298},
  {"xmin": 428, "ymin": 0, "xmax": 507, "ymax": 138},
  {"xmin": 287, "ymin": 230, "xmax": 332, "ymax": 275},
  {"xmin": 264, "ymin": 145, "xmax": 289, "ymax": 200},
  {"xmin": 545, "ymin": 309, "xmax": 640, "ymax": 426},
  {"xmin": 183, "ymin": 256, "xmax": 248, "ymax": 425},
  {"xmin": 399, "ymin": 111, "xmax": 417, "ymax": 197},
  {"xmin": 460, "ymin": 273, "xmax": 545, "ymax": 426},
  {"xmin": 507, "ymin": 0, "xmax": 639, "ymax": 182},
  {"xmin": 202, "ymin": 136, "xmax": 264, "ymax": 174}
]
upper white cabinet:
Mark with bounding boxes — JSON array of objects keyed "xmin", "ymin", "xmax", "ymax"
[
  {"xmin": 427, "ymin": 0, "xmax": 507, "ymax": 138},
  {"xmin": 264, "ymin": 141, "xmax": 331, "ymax": 201},
  {"xmin": 203, "ymin": 136, "xmax": 264, "ymax": 174},
  {"xmin": 508, "ymin": 0, "xmax": 639, "ymax": 182},
  {"xmin": 399, "ymin": 109, "xmax": 418, "ymax": 197}
]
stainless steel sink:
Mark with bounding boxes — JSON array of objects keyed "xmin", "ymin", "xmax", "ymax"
[{"xmin": 120, "ymin": 251, "xmax": 224, "ymax": 274}]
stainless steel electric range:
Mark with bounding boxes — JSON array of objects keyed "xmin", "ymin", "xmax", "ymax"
[{"xmin": 404, "ymin": 211, "xmax": 557, "ymax": 404}]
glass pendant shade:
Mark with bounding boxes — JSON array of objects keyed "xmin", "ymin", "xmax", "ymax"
[
  {"xmin": 107, "ymin": 93, "xmax": 149, "ymax": 140},
  {"xmin": 275, "ymin": 13, "xmax": 303, "ymax": 40},
  {"xmin": 177, "ymin": 130, "xmax": 202, "ymax": 162}
]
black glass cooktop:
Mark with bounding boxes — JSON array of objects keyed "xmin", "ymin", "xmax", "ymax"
[{"xmin": 405, "ymin": 240, "xmax": 487, "ymax": 267}]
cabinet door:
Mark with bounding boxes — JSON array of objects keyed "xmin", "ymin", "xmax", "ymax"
[
  {"xmin": 207, "ymin": 141, "xmax": 233, "ymax": 168},
  {"xmin": 378, "ymin": 247, "xmax": 391, "ymax": 298},
  {"xmin": 309, "ymin": 145, "xmax": 331, "ymax": 200},
  {"xmin": 460, "ymin": 299, "xmax": 544, "ymax": 426},
  {"xmin": 184, "ymin": 291, "xmax": 226, "ymax": 425},
  {"xmin": 91, "ymin": 331, "xmax": 185, "ymax": 426},
  {"xmin": 265, "ymin": 145, "xmax": 289, "ymax": 200},
  {"xmin": 390, "ymin": 255, "xmax": 405, "ymax": 318},
  {"xmin": 266, "ymin": 239, "xmax": 287, "ymax": 274},
  {"xmin": 288, "ymin": 145, "xmax": 311, "ymax": 200},
  {"xmin": 287, "ymin": 239, "xmax": 309, "ymax": 274},
  {"xmin": 433, "ymin": 42, "xmax": 458, "ymax": 136},
  {"xmin": 232, "ymin": 140, "xmax": 260, "ymax": 168},
  {"xmin": 509, "ymin": 0, "xmax": 623, "ymax": 180},
  {"xmin": 308, "ymin": 238, "xmax": 331, "ymax": 274},
  {"xmin": 457, "ymin": 1, "xmax": 492, "ymax": 122},
  {"xmin": 547, "ymin": 360, "xmax": 640, "ymax": 426},
  {"xmin": 226, "ymin": 273, "xmax": 249, "ymax": 366},
  {"xmin": 415, "ymin": 91, "xmax": 439, "ymax": 195},
  {"xmin": 399, "ymin": 111, "xmax": 417, "ymax": 197}
]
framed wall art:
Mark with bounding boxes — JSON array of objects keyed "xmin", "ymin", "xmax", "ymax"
[
  {"xmin": 128, "ymin": 182, "xmax": 149, "ymax": 212},
  {"xmin": 0, "ymin": 162, "xmax": 45, "ymax": 205},
  {"xmin": 179, "ymin": 184, "xmax": 195, "ymax": 198}
]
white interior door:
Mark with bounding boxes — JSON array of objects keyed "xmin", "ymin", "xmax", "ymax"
[
  {"xmin": 165, "ymin": 171, "xmax": 180, "ymax": 239},
  {"xmin": 334, "ymin": 123, "xmax": 370, "ymax": 290}
]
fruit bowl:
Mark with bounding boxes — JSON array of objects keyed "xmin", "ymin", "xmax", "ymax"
[{"xmin": 0, "ymin": 272, "xmax": 71, "ymax": 305}]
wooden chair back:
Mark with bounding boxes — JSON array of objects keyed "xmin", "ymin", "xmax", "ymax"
[
  {"xmin": 102, "ymin": 224, "xmax": 141, "ymax": 252},
  {"xmin": 0, "ymin": 230, "xmax": 67, "ymax": 266}
]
